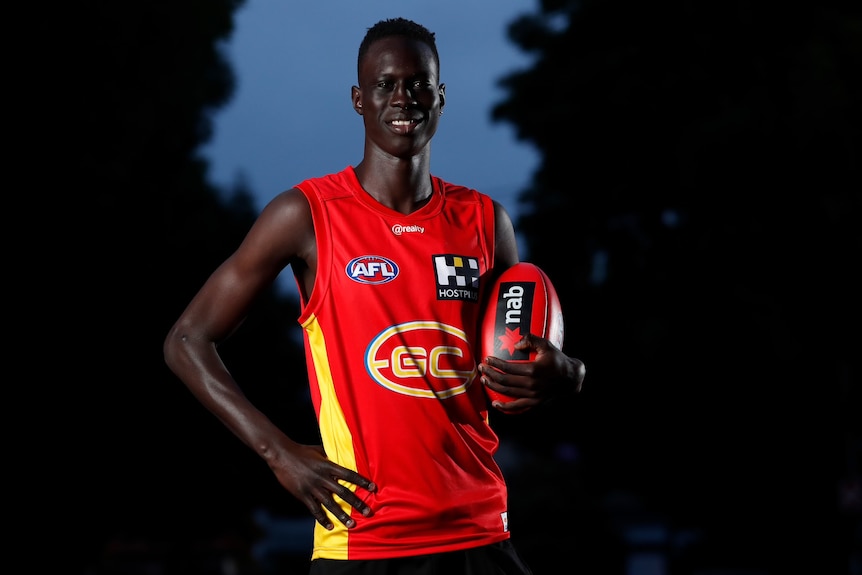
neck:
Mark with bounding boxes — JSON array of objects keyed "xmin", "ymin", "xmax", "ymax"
[{"xmin": 354, "ymin": 153, "xmax": 433, "ymax": 214}]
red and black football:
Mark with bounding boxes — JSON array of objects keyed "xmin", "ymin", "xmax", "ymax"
[{"xmin": 479, "ymin": 262, "xmax": 564, "ymax": 407}]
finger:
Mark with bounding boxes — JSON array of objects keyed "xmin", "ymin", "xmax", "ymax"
[
  {"xmin": 309, "ymin": 483, "xmax": 358, "ymax": 529},
  {"xmin": 326, "ymin": 469, "xmax": 375, "ymax": 513},
  {"xmin": 481, "ymin": 358, "xmax": 531, "ymax": 378},
  {"xmin": 514, "ymin": 332, "xmax": 546, "ymax": 351},
  {"xmin": 306, "ymin": 499, "xmax": 334, "ymax": 530},
  {"xmin": 332, "ymin": 482, "xmax": 374, "ymax": 517},
  {"xmin": 321, "ymin": 497, "xmax": 357, "ymax": 528},
  {"xmin": 482, "ymin": 373, "xmax": 524, "ymax": 396},
  {"xmin": 337, "ymin": 470, "xmax": 377, "ymax": 494},
  {"xmin": 484, "ymin": 364, "xmax": 536, "ymax": 390},
  {"xmin": 492, "ymin": 398, "xmax": 535, "ymax": 413}
]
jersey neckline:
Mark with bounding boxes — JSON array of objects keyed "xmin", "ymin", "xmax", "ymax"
[{"xmin": 345, "ymin": 165, "xmax": 444, "ymax": 220}]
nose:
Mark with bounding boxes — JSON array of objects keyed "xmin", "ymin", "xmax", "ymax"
[{"xmin": 391, "ymin": 82, "xmax": 416, "ymax": 109}]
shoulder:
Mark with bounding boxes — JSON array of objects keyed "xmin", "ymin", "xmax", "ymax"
[
  {"xmin": 434, "ymin": 176, "xmax": 519, "ymax": 271},
  {"xmin": 491, "ymin": 197, "xmax": 512, "ymax": 222},
  {"xmin": 241, "ymin": 188, "xmax": 314, "ymax": 262},
  {"xmin": 492, "ymin": 199, "xmax": 519, "ymax": 271},
  {"xmin": 433, "ymin": 177, "xmax": 500, "ymax": 216},
  {"xmin": 259, "ymin": 187, "xmax": 312, "ymax": 223},
  {"xmin": 295, "ymin": 167, "xmax": 358, "ymax": 202}
]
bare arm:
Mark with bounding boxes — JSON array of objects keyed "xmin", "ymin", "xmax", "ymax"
[
  {"xmin": 480, "ymin": 200, "xmax": 587, "ymax": 412},
  {"xmin": 164, "ymin": 189, "xmax": 310, "ymax": 447},
  {"xmin": 492, "ymin": 199, "xmax": 520, "ymax": 276},
  {"xmin": 163, "ymin": 188, "xmax": 375, "ymax": 529}
]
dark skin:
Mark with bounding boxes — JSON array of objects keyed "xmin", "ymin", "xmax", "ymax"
[{"xmin": 164, "ymin": 35, "xmax": 585, "ymax": 533}]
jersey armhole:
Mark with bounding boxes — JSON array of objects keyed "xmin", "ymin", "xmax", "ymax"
[
  {"xmin": 481, "ymin": 192, "xmax": 496, "ymax": 272},
  {"xmin": 294, "ymin": 181, "xmax": 330, "ymax": 324}
]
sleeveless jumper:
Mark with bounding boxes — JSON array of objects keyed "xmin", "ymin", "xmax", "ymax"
[{"xmin": 294, "ymin": 166, "xmax": 509, "ymax": 560}]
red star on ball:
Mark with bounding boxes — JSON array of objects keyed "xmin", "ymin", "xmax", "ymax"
[{"xmin": 497, "ymin": 327, "xmax": 523, "ymax": 356}]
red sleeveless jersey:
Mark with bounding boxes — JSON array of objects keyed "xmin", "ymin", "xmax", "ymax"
[{"xmin": 294, "ymin": 166, "xmax": 510, "ymax": 560}]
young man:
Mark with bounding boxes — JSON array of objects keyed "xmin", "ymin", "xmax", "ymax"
[{"xmin": 164, "ymin": 17, "xmax": 586, "ymax": 574}]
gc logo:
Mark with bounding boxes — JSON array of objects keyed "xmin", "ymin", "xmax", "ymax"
[{"xmin": 365, "ymin": 321, "xmax": 478, "ymax": 399}]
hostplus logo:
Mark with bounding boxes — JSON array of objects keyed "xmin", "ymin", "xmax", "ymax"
[{"xmin": 432, "ymin": 254, "xmax": 480, "ymax": 301}]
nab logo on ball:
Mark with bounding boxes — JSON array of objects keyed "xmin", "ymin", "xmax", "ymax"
[
  {"xmin": 490, "ymin": 282, "xmax": 535, "ymax": 361},
  {"xmin": 481, "ymin": 263, "xmax": 563, "ymax": 360},
  {"xmin": 346, "ymin": 255, "xmax": 399, "ymax": 285}
]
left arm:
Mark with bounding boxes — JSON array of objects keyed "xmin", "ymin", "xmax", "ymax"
[{"xmin": 480, "ymin": 200, "xmax": 586, "ymax": 412}]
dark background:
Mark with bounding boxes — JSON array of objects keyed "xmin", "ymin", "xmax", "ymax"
[{"xmin": 22, "ymin": 1, "xmax": 859, "ymax": 573}]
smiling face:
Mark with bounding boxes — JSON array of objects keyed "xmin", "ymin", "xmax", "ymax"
[{"xmin": 352, "ymin": 35, "xmax": 445, "ymax": 160}]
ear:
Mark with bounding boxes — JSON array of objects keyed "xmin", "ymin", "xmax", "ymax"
[
  {"xmin": 438, "ymin": 83, "xmax": 446, "ymax": 114},
  {"xmin": 351, "ymin": 85, "xmax": 363, "ymax": 115}
]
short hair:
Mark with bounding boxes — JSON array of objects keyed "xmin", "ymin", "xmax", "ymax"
[{"xmin": 357, "ymin": 17, "xmax": 440, "ymax": 77}]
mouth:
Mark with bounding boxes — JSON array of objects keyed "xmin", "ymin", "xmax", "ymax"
[{"xmin": 388, "ymin": 117, "xmax": 423, "ymax": 134}]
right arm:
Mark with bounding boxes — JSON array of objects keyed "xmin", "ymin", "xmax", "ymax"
[{"xmin": 163, "ymin": 188, "xmax": 375, "ymax": 529}]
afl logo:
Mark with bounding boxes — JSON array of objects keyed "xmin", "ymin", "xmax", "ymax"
[
  {"xmin": 365, "ymin": 321, "xmax": 478, "ymax": 399},
  {"xmin": 346, "ymin": 255, "xmax": 399, "ymax": 285}
]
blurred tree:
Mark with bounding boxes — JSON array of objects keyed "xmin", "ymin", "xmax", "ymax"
[
  {"xmin": 27, "ymin": 1, "xmax": 311, "ymax": 572},
  {"xmin": 491, "ymin": 0, "xmax": 860, "ymax": 573}
]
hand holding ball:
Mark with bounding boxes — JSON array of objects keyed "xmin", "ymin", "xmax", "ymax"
[{"xmin": 479, "ymin": 262, "xmax": 564, "ymax": 410}]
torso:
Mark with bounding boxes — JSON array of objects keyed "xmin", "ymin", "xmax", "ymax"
[{"xmin": 294, "ymin": 166, "xmax": 511, "ymax": 560}]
